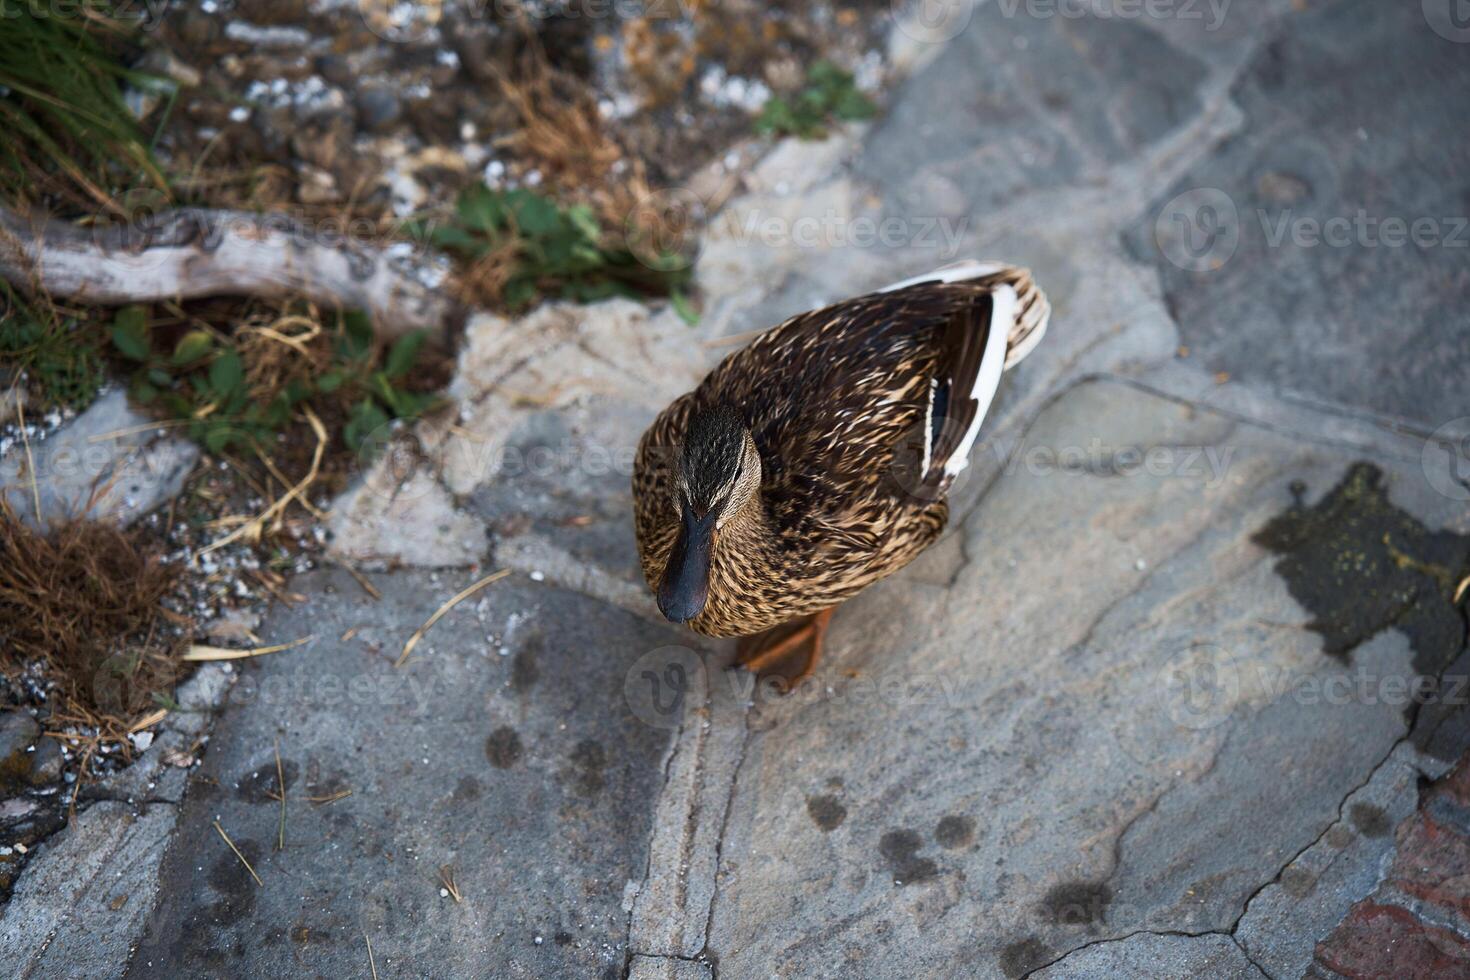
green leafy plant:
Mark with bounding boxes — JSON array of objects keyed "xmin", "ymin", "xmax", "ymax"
[
  {"xmin": 754, "ymin": 61, "xmax": 877, "ymax": 140},
  {"xmin": 0, "ymin": 283, "xmax": 105, "ymax": 412},
  {"xmin": 411, "ymin": 185, "xmax": 692, "ymax": 312},
  {"xmin": 0, "ymin": 0, "xmax": 169, "ymax": 210},
  {"xmin": 110, "ymin": 305, "xmax": 435, "ymax": 454},
  {"xmin": 327, "ymin": 311, "xmax": 438, "ymax": 452}
]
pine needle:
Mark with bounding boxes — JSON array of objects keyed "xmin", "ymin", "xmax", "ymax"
[
  {"xmin": 213, "ymin": 820, "xmax": 262, "ymax": 886},
  {"xmin": 396, "ymin": 569, "xmax": 511, "ymax": 667},
  {"xmin": 128, "ymin": 708, "xmax": 168, "ymax": 733},
  {"xmin": 184, "ymin": 635, "xmax": 314, "ymax": 661},
  {"xmin": 438, "ymin": 864, "xmax": 463, "ymax": 903},
  {"xmin": 15, "ymin": 395, "xmax": 41, "ymax": 520},
  {"xmin": 337, "ymin": 561, "xmax": 382, "ymax": 600},
  {"xmin": 273, "ymin": 737, "xmax": 286, "ymax": 852},
  {"xmin": 308, "ymin": 788, "xmax": 352, "ymax": 805}
]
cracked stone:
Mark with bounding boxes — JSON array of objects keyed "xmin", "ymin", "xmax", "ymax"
[{"xmin": 703, "ymin": 378, "xmax": 1466, "ymax": 977}]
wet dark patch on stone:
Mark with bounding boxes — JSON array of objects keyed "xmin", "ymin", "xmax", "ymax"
[
  {"xmin": 205, "ymin": 841, "xmax": 261, "ymax": 920},
  {"xmin": 1349, "ymin": 802, "xmax": 1391, "ymax": 838},
  {"xmin": 878, "ymin": 828, "xmax": 937, "ymax": 884},
  {"xmin": 236, "ymin": 759, "xmax": 299, "ymax": 803},
  {"xmin": 806, "ymin": 794, "xmax": 846, "ymax": 831},
  {"xmin": 1280, "ymin": 866, "xmax": 1317, "ymax": 898},
  {"xmin": 934, "ymin": 814, "xmax": 975, "ymax": 849},
  {"xmin": 453, "ymin": 775, "xmax": 483, "ymax": 801},
  {"xmin": 999, "ymin": 936, "xmax": 1051, "ymax": 978},
  {"xmin": 1253, "ymin": 464, "xmax": 1470, "ymax": 752},
  {"xmin": 511, "ymin": 640, "xmax": 541, "ymax": 692},
  {"xmin": 1041, "ymin": 880, "xmax": 1112, "ymax": 926},
  {"xmin": 1326, "ymin": 826, "xmax": 1356, "ymax": 849},
  {"xmin": 554, "ymin": 930, "xmax": 573, "ymax": 946},
  {"xmin": 485, "ymin": 727, "xmax": 523, "ymax": 769},
  {"xmin": 567, "ymin": 740, "xmax": 606, "ymax": 796}
]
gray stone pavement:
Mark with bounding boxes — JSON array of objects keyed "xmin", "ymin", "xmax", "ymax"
[{"xmin": 4, "ymin": 0, "xmax": 1470, "ymax": 977}]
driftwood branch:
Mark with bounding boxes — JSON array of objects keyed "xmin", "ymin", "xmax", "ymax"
[{"xmin": 0, "ymin": 207, "xmax": 458, "ymax": 339}]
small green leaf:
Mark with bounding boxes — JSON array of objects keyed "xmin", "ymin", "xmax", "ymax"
[
  {"xmin": 834, "ymin": 88, "xmax": 876, "ymax": 121},
  {"xmin": 204, "ymin": 423, "xmax": 236, "ymax": 454},
  {"xmin": 129, "ymin": 377, "xmax": 158, "ymax": 404},
  {"xmin": 384, "ymin": 330, "xmax": 427, "ymax": 379},
  {"xmin": 505, "ymin": 278, "xmax": 537, "ymax": 310},
  {"xmin": 111, "ymin": 305, "xmax": 151, "ymax": 361},
  {"xmin": 429, "ymin": 225, "xmax": 487, "ymax": 256},
  {"xmin": 339, "ymin": 310, "xmax": 375, "ymax": 360},
  {"xmin": 566, "ymin": 205, "xmax": 602, "ymax": 245},
  {"xmin": 317, "ymin": 370, "xmax": 345, "ymax": 393},
  {"xmin": 343, "ymin": 398, "xmax": 390, "ymax": 451},
  {"xmin": 171, "ymin": 329, "xmax": 214, "ymax": 365},
  {"xmin": 209, "ymin": 350, "xmax": 243, "ymax": 394},
  {"xmin": 671, "ymin": 288, "xmax": 700, "ymax": 326},
  {"xmin": 509, "ymin": 191, "xmax": 562, "ymax": 237},
  {"xmin": 457, "ymin": 184, "xmax": 509, "ymax": 233}
]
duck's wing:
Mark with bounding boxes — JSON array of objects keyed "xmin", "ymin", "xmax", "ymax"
[
  {"xmin": 692, "ymin": 261, "xmax": 1050, "ymax": 505},
  {"xmin": 880, "ymin": 259, "xmax": 1051, "ymax": 370},
  {"xmin": 922, "ymin": 285, "xmax": 1013, "ymax": 485},
  {"xmin": 879, "ymin": 262, "xmax": 1049, "ymax": 487}
]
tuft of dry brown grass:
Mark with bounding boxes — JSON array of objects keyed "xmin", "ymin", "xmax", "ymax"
[
  {"xmin": 238, "ymin": 309, "xmax": 328, "ymax": 405},
  {"xmin": 0, "ymin": 499, "xmax": 186, "ymax": 735},
  {"xmin": 456, "ymin": 234, "xmax": 522, "ymax": 311},
  {"xmin": 490, "ymin": 45, "xmax": 654, "ymax": 237}
]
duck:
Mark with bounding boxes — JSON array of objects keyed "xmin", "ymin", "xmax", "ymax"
[{"xmin": 633, "ymin": 261, "xmax": 1051, "ymax": 684}]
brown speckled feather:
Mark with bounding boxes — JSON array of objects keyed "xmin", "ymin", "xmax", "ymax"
[{"xmin": 634, "ymin": 263, "xmax": 1048, "ymax": 637}]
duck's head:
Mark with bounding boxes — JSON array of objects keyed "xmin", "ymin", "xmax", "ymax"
[{"xmin": 656, "ymin": 404, "xmax": 762, "ymax": 624}]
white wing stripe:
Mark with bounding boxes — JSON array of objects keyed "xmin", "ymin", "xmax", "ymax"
[
  {"xmin": 943, "ymin": 284, "xmax": 1016, "ymax": 479},
  {"xmin": 877, "ymin": 260, "xmax": 1004, "ymax": 293}
]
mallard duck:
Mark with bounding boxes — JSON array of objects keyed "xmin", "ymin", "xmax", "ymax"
[{"xmin": 633, "ymin": 261, "xmax": 1050, "ymax": 683}]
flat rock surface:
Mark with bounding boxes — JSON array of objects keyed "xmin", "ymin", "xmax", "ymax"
[
  {"xmin": 1126, "ymin": 0, "xmax": 1470, "ymax": 428},
  {"xmin": 0, "ymin": 389, "xmax": 197, "ymax": 529},
  {"xmin": 122, "ymin": 568, "xmax": 689, "ymax": 979},
  {"xmin": 6, "ymin": 1, "xmax": 1469, "ymax": 977}
]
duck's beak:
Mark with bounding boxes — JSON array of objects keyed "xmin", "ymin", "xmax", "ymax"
[{"xmin": 657, "ymin": 502, "xmax": 716, "ymax": 624}]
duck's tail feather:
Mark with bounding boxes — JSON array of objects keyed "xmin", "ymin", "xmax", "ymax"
[{"xmin": 879, "ymin": 260, "xmax": 1051, "ymax": 371}]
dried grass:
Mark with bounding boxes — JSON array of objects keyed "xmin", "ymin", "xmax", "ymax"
[
  {"xmin": 238, "ymin": 309, "xmax": 328, "ymax": 405},
  {"xmin": 491, "ymin": 46, "xmax": 654, "ymax": 237},
  {"xmin": 0, "ymin": 498, "xmax": 185, "ymax": 734},
  {"xmin": 438, "ymin": 865, "xmax": 463, "ymax": 903},
  {"xmin": 396, "ymin": 568, "xmax": 511, "ymax": 668},
  {"xmin": 213, "ymin": 819, "xmax": 262, "ymax": 886},
  {"xmin": 456, "ymin": 234, "xmax": 521, "ymax": 311},
  {"xmin": 182, "ymin": 635, "xmax": 314, "ymax": 661}
]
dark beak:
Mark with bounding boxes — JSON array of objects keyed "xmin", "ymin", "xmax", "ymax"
[{"xmin": 657, "ymin": 501, "xmax": 716, "ymax": 624}]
